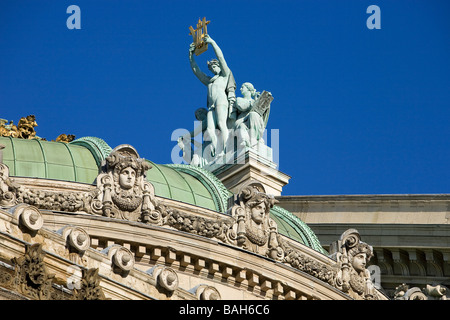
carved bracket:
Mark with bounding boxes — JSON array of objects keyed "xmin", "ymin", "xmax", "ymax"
[
  {"xmin": 102, "ymin": 244, "xmax": 135, "ymax": 273},
  {"xmin": 147, "ymin": 265, "xmax": 179, "ymax": 293}
]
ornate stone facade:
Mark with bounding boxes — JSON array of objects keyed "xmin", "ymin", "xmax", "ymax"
[
  {"xmin": 0, "ymin": 242, "xmax": 107, "ymax": 300},
  {"xmin": 0, "ymin": 141, "xmax": 388, "ymax": 300}
]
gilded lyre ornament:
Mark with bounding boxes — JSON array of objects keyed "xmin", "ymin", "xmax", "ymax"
[{"xmin": 189, "ymin": 17, "xmax": 210, "ymax": 56}]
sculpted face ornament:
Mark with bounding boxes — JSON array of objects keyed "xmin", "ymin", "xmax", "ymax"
[
  {"xmin": 330, "ymin": 229, "xmax": 378, "ymax": 300},
  {"xmin": 229, "ymin": 184, "xmax": 283, "ymax": 259},
  {"xmin": 90, "ymin": 144, "xmax": 159, "ymax": 223}
]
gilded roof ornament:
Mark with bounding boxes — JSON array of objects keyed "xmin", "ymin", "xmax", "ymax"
[{"xmin": 0, "ymin": 115, "xmax": 75, "ymax": 142}]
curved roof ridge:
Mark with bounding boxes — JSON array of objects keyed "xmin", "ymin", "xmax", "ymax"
[
  {"xmin": 165, "ymin": 164, "xmax": 232, "ymax": 214},
  {"xmin": 1, "ymin": 136, "xmax": 227, "ymax": 213},
  {"xmin": 70, "ymin": 136, "xmax": 113, "ymax": 165},
  {"xmin": 270, "ymin": 205, "xmax": 327, "ymax": 254}
]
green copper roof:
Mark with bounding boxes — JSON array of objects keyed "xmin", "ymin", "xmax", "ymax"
[
  {"xmin": 0, "ymin": 136, "xmax": 322, "ymax": 251},
  {"xmin": 270, "ymin": 206, "xmax": 327, "ymax": 254},
  {"xmin": 145, "ymin": 162, "xmax": 230, "ymax": 213},
  {"xmin": 0, "ymin": 136, "xmax": 100, "ymax": 184},
  {"xmin": 0, "ymin": 136, "xmax": 229, "ymax": 213}
]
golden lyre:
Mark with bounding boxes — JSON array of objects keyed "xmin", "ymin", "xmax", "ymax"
[{"xmin": 189, "ymin": 17, "xmax": 210, "ymax": 56}]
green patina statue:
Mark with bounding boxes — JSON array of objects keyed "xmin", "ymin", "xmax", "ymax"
[
  {"xmin": 184, "ymin": 26, "xmax": 273, "ymax": 167},
  {"xmin": 189, "ymin": 35, "xmax": 236, "ymax": 157}
]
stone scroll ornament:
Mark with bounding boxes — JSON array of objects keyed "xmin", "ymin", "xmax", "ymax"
[
  {"xmin": 228, "ymin": 184, "xmax": 284, "ymax": 260},
  {"xmin": 88, "ymin": 145, "xmax": 161, "ymax": 223},
  {"xmin": 0, "ymin": 163, "xmax": 18, "ymax": 207},
  {"xmin": 329, "ymin": 229, "xmax": 379, "ymax": 300}
]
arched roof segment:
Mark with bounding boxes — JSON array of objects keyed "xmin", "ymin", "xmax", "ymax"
[
  {"xmin": 270, "ymin": 206, "xmax": 327, "ymax": 254},
  {"xmin": 0, "ymin": 136, "xmax": 99, "ymax": 184},
  {"xmin": 0, "ymin": 136, "xmax": 323, "ymax": 251},
  {"xmin": 0, "ymin": 136, "xmax": 229, "ymax": 213}
]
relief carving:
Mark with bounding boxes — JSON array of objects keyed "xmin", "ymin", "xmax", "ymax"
[
  {"xmin": 164, "ymin": 208, "xmax": 234, "ymax": 241},
  {"xmin": 193, "ymin": 284, "xmax": 221, "ymax": 300},
  {"xmin": 102, "ymin": 245, "xmax": 135, "ymax": 273},
  {"xmin": 282, "ymin": 244, "xmax": 336, "ymax": 285},
  {"xmin": 0, "ymin": 163, "xmax": 86, "ymax": 211},
  {"xmin": 13, "ymin": 204, "xmax": 44, "ymax": 232},
  {"xmin": 72, "ymin": 268, "xmax": 108, "ymax": 300},
  {"xmin": 0, "ymin": 163, "xmax": 19, "ymax": 207},
  {"xmin": 11, "ymin": 243, "xmax": 55, "ymax": 300},
  {"xmin": 228, "ymin": 184, "xmax": 283, "ymax": 259},
  {"xmin": 87, "ymin": 144, "xmax": 159, "ymax": 223},
  {"xmin": 58, "ymin": 225, "xmax": 91, "ymax": 253},
  {"xmin": 2, "ymin": 242, "xmax": 108, "ymax": 300},
  {"xmin": 329, "ymin": 229, "xmax": 379, "ymax": 300},
  {"xmin": 0, "ymin": 143, "xmax": 383, "ymax": 299},
  {"xmin": 148, "ymin": 265, "xmax": 179, "ymax": 295}
]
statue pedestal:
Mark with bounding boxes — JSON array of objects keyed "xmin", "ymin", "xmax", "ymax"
[{"xmin": 204, "ymin": 145, "xmax": 290, "ymax": 196}]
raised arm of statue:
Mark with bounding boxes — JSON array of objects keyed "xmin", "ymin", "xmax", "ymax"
[
  {"xmin": 189, "ymin": 43, "xmax": 210, "ymax": 86},
  {"xmin": 203, "ymin": 35, "xmax": 230, "ymax": 76}
]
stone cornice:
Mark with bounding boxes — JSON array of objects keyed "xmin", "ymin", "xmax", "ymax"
[
  {"xmin": 0, "ymin": 205, "xmax": 356, "ymax": 300},
  {"xmin": 277, "ymin": 194, "xmax": 450, "ymax": 202}
]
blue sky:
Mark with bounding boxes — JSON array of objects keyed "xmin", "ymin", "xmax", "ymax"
[{"xmin": 1, "ymin": 0, "xmax": 449, "ymax": 196}]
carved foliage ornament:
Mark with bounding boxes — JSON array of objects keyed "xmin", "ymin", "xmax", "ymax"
[
  {"xmin": 5, "ymin": 243, "xmax": 107, "ymax": 300},
  {"xmin": 72, "ymin": 268, "xmax": 108, "ymax": 300},
  {"xmin": 0, "ymin": 162, "xmax": 87, "ymax": 211},
  {"xmin": 11, "ymin": 243, "xmax": 55, "ymax": 300}
]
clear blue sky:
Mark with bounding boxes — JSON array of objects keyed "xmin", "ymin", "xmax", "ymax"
[{"xmin": 1, "ymin": 0, "xmax": 449, "ymax": 196}]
